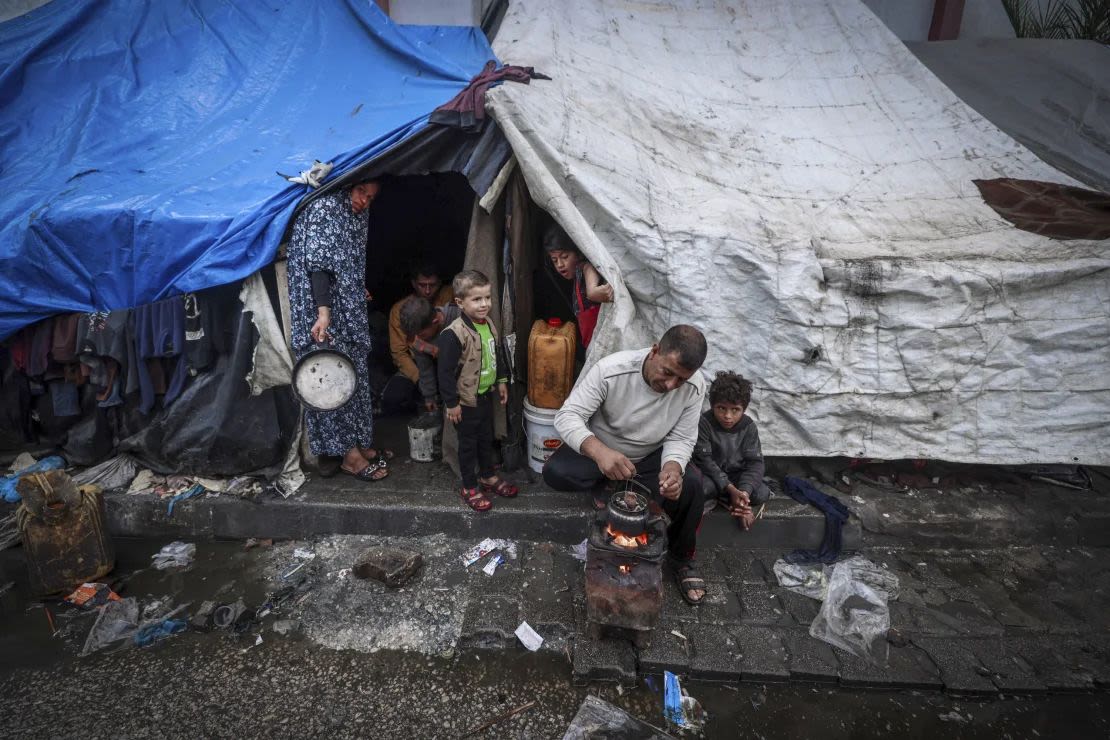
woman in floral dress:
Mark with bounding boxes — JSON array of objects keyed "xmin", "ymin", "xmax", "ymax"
[{"xmin": 288, "ymin": 181, "xmax": 390, "ymax": 481}]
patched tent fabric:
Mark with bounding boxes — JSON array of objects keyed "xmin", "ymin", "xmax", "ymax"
[
  {"xmin": 488, "ymin": 0, "xmax": 1110, "ymax": 464},
  {"xmin": 0, "ymin": 0, "xmax": 495, "ymax": 339}
]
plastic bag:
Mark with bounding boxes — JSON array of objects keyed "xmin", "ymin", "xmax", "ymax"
[
  {"xmin": 773, "ymin": 560, "xmax": 829, "ymax": 600},
  {"xmin": 0, "ymin": 456, "xmax": 66, "ymax": 502},
  {"xmin": 151, "ymin": 541, "xmax": 196, "ymax": 570},
  {"xmin": 808, "ymin": 557, "xmax": 899, "ymax": 663},
  {"xmin": 71, "ymin": 454, "xmax": 139, "ymax": 491},
  {"xmin": 80, "ymin": 597, "xmax": 139, "ymax": 657}
]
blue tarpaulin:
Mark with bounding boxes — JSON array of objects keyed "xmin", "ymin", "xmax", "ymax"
[{"xmin": 0, "ymin": 0, "xmax": 496, "ymax": 339}]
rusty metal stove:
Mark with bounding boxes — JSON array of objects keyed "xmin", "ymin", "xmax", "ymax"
[{"xmin": 584, "ymin": 510, "xmax": 667, "ymax": 647}]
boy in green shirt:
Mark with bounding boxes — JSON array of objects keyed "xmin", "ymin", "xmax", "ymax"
[{"xmin": 435, "ymin": 270, "xmax": 518, "ymax": 511}]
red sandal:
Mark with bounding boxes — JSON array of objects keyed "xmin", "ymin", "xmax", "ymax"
[
  {"xmin": 480, "ymin": 477, "xmax": 518, "ymax": 498},
  {"xmin": 460, "ymin": 486, "xmax": 492, "ymax": 512}
]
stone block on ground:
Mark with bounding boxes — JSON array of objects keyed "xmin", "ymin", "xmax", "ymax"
[
  {"xmin": 732, "ymin": 626, "xmax": 790, "ymax": 682},
  {"xmin": 697, "ymin": 587, "xmax": 744, "ymax": 625},
  {"xmin": 1008, "ymin": 636, "xmax": 1098, "ymax": 691},
  {"xmin": 834, "ymin": 644, "xmax": 942, "ymax": 690},
  {"xmin": 738, "ymin": 582, "xmax": 789, "ymax": 626},
  {"xmin": 912, "ymin": 637, "xmax": 999, "ymax": 695},
  {"xmin": 635, "ymin": 620, "xmax": 691, "ymax": 676},
  {"xmin": 573, "ymin": 634, "xmax": 638, "ymax": 686},
  {"xmin": 461, "ymin": 594, "xmax": 520, "ymax": 649},
  {"xmin": 688, "ymin": 623, "xmax": 743, "ymax": 681},
  {"xmin": 781, "ymin": 630, "xmax": 840, "ymax": 683},
  {"xmin": 352, "ymin": 547, "xmax": 424, "ymax": 588},
  {"xmin": 959, "ymin": 638, "xmax": 1046, "ymax": 693}
]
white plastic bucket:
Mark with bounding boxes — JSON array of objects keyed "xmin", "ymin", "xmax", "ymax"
[
  {"xmin": 523, "ymin": 397, "xmax": 563, "ymax": 474},
  {"xmin": 407, "ymin": 414, "xmax": 441, "ymax": 463}
]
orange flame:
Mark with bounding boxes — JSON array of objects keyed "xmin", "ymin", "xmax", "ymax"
[{"xmin": 605, "ymin": 524, "xmax": 648, "ymax": 548}]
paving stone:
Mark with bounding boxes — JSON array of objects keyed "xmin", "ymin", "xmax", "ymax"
[
  {"xmin": 661, "ymin": 573, "xmax": 699, "ymax": 623},
  {"xmin": 573, "ymin": 634, "xmax": 638, "ymax": 686},
  {"xmin": 520, "ymin": 589, "xmax": 575, "ymax": 640},
  {"xmin": 698, "ymin": 587, "xmax": 744, "ymax": 625},
  {"xmin": 718, "ymin": 550, "xmax": 772, "ymax": 585},
  {"xmin": 461, "ymin": 594, "xmax": 520, "ymax": 649},
  {"xmin": 1009, "ymin": 636, "xmax": 1097, "ymax": 691},
  {"xmin": 738, "ymin": 582, "xmax": 789, "ymax": 626},
  {"xmin": 912, "ymin": 637, "xmax": 999, "ymax": 695},
  {"xmin": 636, "ymin": 620, "xmax": 691, "ymax": 676},
  {"xmin": 958, "ymin": 638, "xmax": 1046, "ymax": 693},
  {"xmin": 732, "ymin": 626, "xmax": 790, "ymax": 682},
  {"xmin": 834, "ymin": 644, "xmax": 942, "ymax": 690},
  {"xmin": 776, "ymin": 589, "xmax": 820, "ymax": 626},
  {"xmin": 930, "ymin": 600, "xmax": 1005, "ymax": 636},
  {"xmin": 781, "ymin": 630, "xmax": 840, "ymax": 683},
  {"xmin": 688, "ymin": 623, "xmax": 743, "ymax": 681}
]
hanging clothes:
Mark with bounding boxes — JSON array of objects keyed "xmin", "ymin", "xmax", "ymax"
[{"xmin": 131, "ymin": 298, "xmax": 188, "ymax": 414}]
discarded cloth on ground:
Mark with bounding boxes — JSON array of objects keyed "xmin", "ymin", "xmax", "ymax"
[{"xmin": 782, "ymin": 477, "xmax": 851, "ymax": 564}]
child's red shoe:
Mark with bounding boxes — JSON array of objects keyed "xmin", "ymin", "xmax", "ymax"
[{"xmin": 460, "ymin": 486, "xmax": 492, "ymax": 511}]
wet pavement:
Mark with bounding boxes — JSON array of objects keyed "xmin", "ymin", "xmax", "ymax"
[{"xmin": 2, "ymin": 536, "xmax": 1109, "ymax": 737}]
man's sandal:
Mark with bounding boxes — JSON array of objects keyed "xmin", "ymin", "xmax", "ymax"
[
  {"xmin": 480, "ymin": 477, "xmax": 518, "ymax": 498},
  {"xmin": 341, "ymin": 462, "xmax": 389, "ymax": 482},
  {"xmin": 674, "ymin": 561, "xmax": 707, "ymax": 606},
  {"xmin": 460, "ymin": 486, "xmax": 492, "ymax": 512}
]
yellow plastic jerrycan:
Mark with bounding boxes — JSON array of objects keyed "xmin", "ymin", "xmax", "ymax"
[{"xmin": 527, "ymin": 318, "xmax": 577, "ymax": 409}]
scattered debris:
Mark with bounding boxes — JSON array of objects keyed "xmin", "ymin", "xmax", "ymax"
[
  {"xmin": 462, "ymin": 700, "xmax": 537, "ymax": 738},
  {"xmin": 515, "ymin": 621, "xmax": 544, "ymax": 651},
  {"xmin": 938, "ymin": 710, "xmax": 970, "ymax": 724},
  {"xmin": 570, "ymin": 538, "xmax": 588, "ymax": 562},
  {"xmin": 482, "ymin": 552, "xmax": 505, "ymax": 576},
  {"xmin": 190, "ymin": 600, "xmax": 218, "ymax": 631},
  {"xmin": 64, "ymin": 582, "xmax": 121, "ymax": 609},
  {"xmin": 293, "ymin": 547, "xmax": 316, "ymax": 560},
  {"xmin": 166, "ymin": 484, "xmax": 204, "ymax": 516},
  {"xmin": 80, "ymin": 597, "xmax": 140, "ymax": 656},
  {"xmin": 669, "ymin": 629, "xmax": 687, "ymax": 641},
  {"xmin": 272, "ymin": 619, "xmax": 300, "ymax": 635},
  {"xmin": 563, "ymin": 695, "xmax": 675, "ymax": 739},
  {"xmin": 1, "ymin": 455, "xmax": 65, "ymax": 503},
  {"xmin": 281, "ymin": 561, "xmax": 307, "ymax": 580},
  {"xmin": 0, "ymin": 512, "xmax": 20, "ymax": 551},
  {"xmin": 212, "ymin": 600, "xmax": 248, "ymax": 630},
  {"xmin": 663, "ymin": 671, "xmax": 704, "ymax": 730},
  {"xmin": 151, "ymin": 541, "xmax": 195, "ymax": 570},
  {"xmin": 133, "ymin": 618, "xmax": 186, "ymax": 647},
  {"xmin": 8, "ymin": 452, "xmax": 40, "ymax": 473},
  {"xmin": 461, "ymin": 538, "xmax": 517, "ymax": 567},
  {"xmin": 244, "ymin": 538, "xmax": 273, "ymax": 550},
  {"xmin": 352, "ymin": 547, "xmax": 424, "ymax": 588},
  {"xmin": 241, "ymin": 634, "xmax": 263, "ymax": 652}
]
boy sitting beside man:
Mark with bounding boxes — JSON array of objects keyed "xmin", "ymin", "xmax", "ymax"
[{"xmin": 693, "ymin": 371, "xmax": 771, "ymax": 530}]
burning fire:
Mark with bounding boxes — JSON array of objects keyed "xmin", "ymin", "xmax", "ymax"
[
  {"xmin": 605, "ymin": 524, "xmax": 648, "ymax": 548},
  {"xmin": 618, "ymin": 564, "xmax": 633, "ymax": 575}
]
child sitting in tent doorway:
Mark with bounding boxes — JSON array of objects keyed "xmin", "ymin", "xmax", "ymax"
[
  {"xmin": 436, "ymin": 270, "xmax": 519, "ymax": 511},
  {"xmin": 542, "ymin": 224, "xmax": 613, "ymax": 348},
  {"xmin": 692, "ymin": 371, "xmax": 771, "ymax": 530}
]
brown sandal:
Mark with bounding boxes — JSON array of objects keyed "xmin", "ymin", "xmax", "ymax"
[
  {"xmin": 480, "ymin": 477, "xmax": 518, "ymax": 498},
  {"xmin": 460, "ymin": 486, "xmax": 492, "ymax": 512}
]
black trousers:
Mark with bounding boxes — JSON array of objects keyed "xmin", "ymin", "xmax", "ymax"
[
  {"xmin": 457, "ymin": 392, "xmax": 495, "ymax": 488},
  {"xmin": 543, "ymin": 445, "xmax": 704, "ymax": 560}
]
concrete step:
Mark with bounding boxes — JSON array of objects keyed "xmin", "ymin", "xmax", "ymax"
[{"xmin": 100, "ymin": 457, "xmax": 859, "ymax": 552}]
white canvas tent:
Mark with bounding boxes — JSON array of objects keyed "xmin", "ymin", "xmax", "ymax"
[{"xmin": 486, "ymin": 0, "xmax": 1110, "ymax": 465}]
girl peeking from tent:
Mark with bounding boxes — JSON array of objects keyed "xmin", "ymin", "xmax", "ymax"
[{"xmin": 542, "ymin": 224, "xmax": 612, "ymax": 348}]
